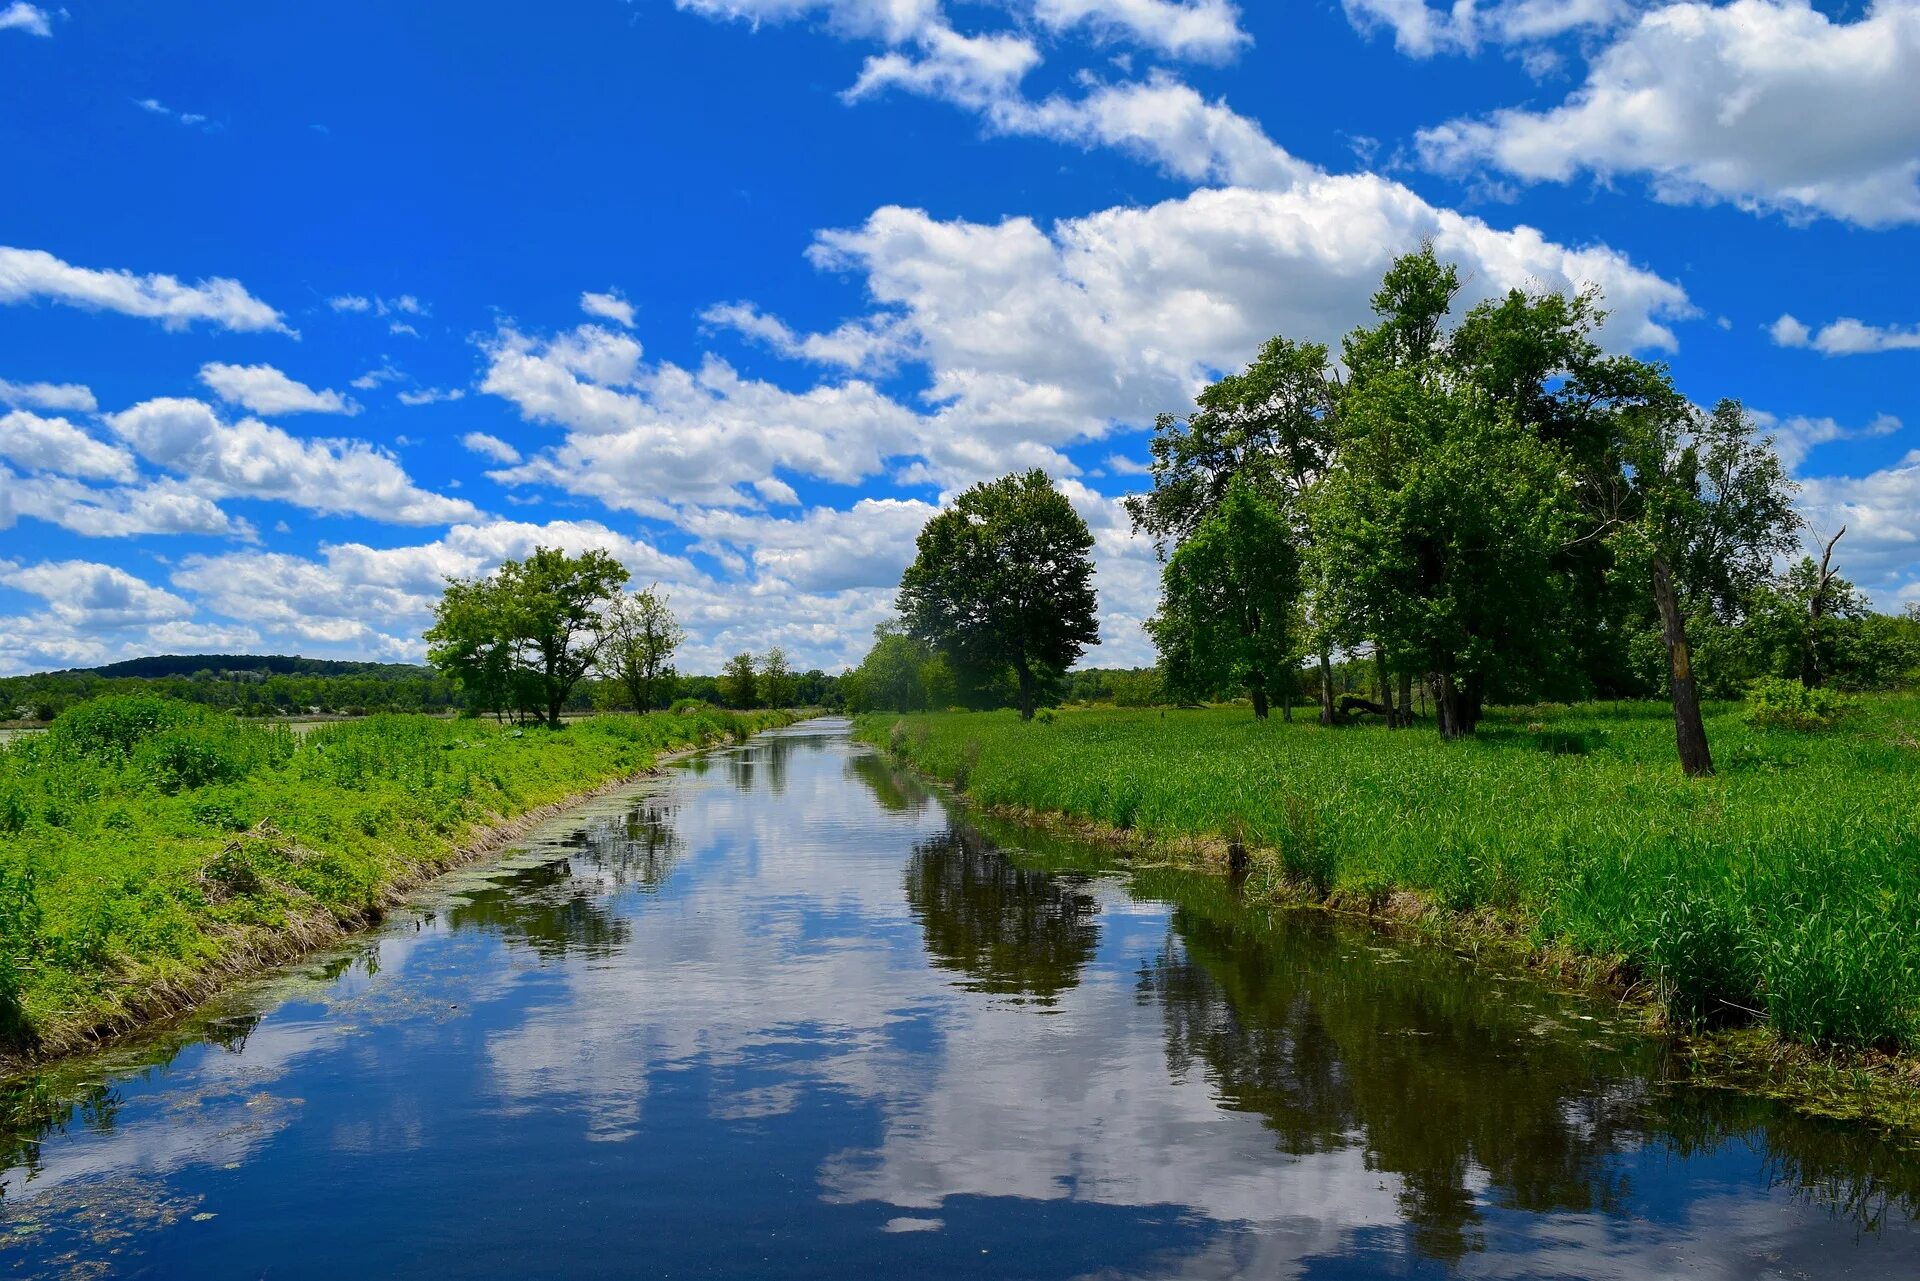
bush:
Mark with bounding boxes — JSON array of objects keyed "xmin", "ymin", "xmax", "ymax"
[
  {"xmin": 48, "ymin": 695, "xmax": 201, "ymax": 763},
  {"xmin": 1744, "ymin": 677, "xmax": 1849, "ymax": 731},
  {"xmin": 134, "ymin": 723, "xmax": 268, "ymax": 793},
  {"xmin": 670, "ymin": 697, "xmax": 714, "ymax": 714}
]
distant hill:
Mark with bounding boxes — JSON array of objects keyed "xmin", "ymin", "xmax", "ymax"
[
  {"xmin": 61, "ymin": 655, "xmax": 432, "ymax": 680},
  {"xmin": 2, "ymin": 654, "xmax": 455, "ymax": 720}
]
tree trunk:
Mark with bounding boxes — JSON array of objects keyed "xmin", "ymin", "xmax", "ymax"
[
  {"xmin": 1652, "ymin": 556, "xmax": 1713, "ymax": 777},
  {"xmin": 1432, "ymin": 671, "xmax": 1474, "ymax": 740},
  {"xmin": 1249, "ymin": 669, "xmax": 1270, "ymax": 720},
  {"xmin": 1397, "ymin": 672, "xmax": 1413, "ymax": 728},
  {"xmin": 1317, "ymin": 648, "xmax": 1336, "ymax": 726},
  {"xmin": 1281, "ymin": 684, "xmax": 1293, "ymax": 722},
  {"xmin": 1804, "ymin": 526, "xmax": 1845, "ymax": 690},
  {"xmin": 1374, "ymin": 647, "xmax": 1395, "ymax": 728},
  {"xmin": 1013, "ymin": 658, "xmax": 1037, "ymax": 721}
]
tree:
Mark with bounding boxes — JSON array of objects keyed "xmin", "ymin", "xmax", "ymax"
[
  {"xmin": 425, "ymin": 546, "xmax": 629, "ymax": 726},
  {"xmin": 1799, "ymin": 527, "xmax": 1848, "ymax": 689},
  {"xmin": 1319, "ymin": 369, "xmax": 1575, "ymax": 738},
  {"xmin": 1128, "ymin": 335, "xmax": 1339, "ymax": 722},
  {"xmin": 898, "ymin": 470, "xmax": 1099, "ymax": 721},
  {"xmin": 598, "ymin": 586, "xmax": 685, "ymax": 714},
  {"xmin": 719, "ymin": 652, "xmax": 758, "ymax": 709},
  {"xmin": 759, "ymin": 646, "xmax": 794, "ymax": 708},
  {"xmin": 1602, "ymin": 398, "xmax": 1799, "ymax": 775},
  {"xmin": 510, "ymin": 547, "xmax": 630, "ymax": 726},
  {"xmin": 846, "ymin": 626, "xmax": 933, "ymax": 713},
  {"xmin": 424, "ymin": 574, "xmax": 519, "ymax": 722},
  {"xmin": 1148, "ymin": 478, "xmax": 1302, "ymax": 719}
]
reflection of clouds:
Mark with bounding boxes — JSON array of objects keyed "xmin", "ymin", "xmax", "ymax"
[
  {"xmin": 475, "ymin": 727, "xmax": 1920, "ymax": 1276},
  {"xmin": 479, "ymin": 732, "xmax": 1414, "ymax": 1241},
  {"xmin": 1, "ymin": 1019, "xmax": 330, "ymax": 1198}
]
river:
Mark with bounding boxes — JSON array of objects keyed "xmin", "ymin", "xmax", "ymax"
[{"xmin": 2, "ymin": 718, "xmax": 1915, "ymax": 1277}]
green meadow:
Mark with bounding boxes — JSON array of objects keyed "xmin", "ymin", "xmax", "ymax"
[
  {"xmin": 859, "ymin": 698, "xmax": 1920, "ymax": 1056},
  {"xmin": 0, "ymin": 696, "xmax": 794, "ymax": 1059}
]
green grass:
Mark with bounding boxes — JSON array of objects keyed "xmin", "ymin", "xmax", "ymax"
[
  {"xmin": 0, "ymin": 696, "xmax": 797, "ymax": 1057},
  {"xmin": 857, "ymin": 697, "xmax": 1920, "ymax": 1055}
]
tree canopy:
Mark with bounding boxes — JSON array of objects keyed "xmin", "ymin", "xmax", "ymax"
[
  {"xmin": 898, "ymin": 470, "xmax": 1099, "ymax": 720},
  {"xmin": 425, "ymin": 546, "xmax": 629, "ymax": 726},
  {"xmin": 1128, "ymin": 243, "xmax": 1821, "ymax": 772}
]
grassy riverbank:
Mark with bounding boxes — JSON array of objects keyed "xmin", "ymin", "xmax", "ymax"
[
  {"xmin": 0, "ymin": 697, "xmax": 798, "ymax": 1060},
  {"xmin": 857, "ymin": 699, "xmax": 1920, "ymax": 1059}
]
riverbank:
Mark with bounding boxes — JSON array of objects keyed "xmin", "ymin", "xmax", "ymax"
[
  {"xmin": 855, "ymin": 700, "xmax": 1920, "ymax": 1115},
  {"xmin": 0, "ymin": 698, "xmax": 801, "ymax": 1066}
]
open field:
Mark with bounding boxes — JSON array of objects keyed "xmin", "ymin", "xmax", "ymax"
[
  {"xmin": 0, "ymin": 697, "xmax": 798, "ymax": 1061},
  {"xmin": 857, "ymin": 698, "xmax": 1920, "ymax": 1056}
]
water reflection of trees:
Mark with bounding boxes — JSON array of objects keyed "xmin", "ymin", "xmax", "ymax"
[
  {"xmin": 1149, "ymin": 906, "xmax": 1640, "ymax": 1262},
  {"xmin": 444, "ymin": 800, "xmax": 684, "ymax": 958},
  {"xmin": 846, "ymin": 752, "xmax": 930, "ymax": 814},
  {"xmin": 726, "ymin": 735, "xmax": 794, "ymax": 796},
  {"xmin": 903, "ymin": 827, "xmax": 1099, "ymax": 1003},
  {"xmin": 1137, "ymin": 868, "xmax": 1920, "ymax": 1262}
]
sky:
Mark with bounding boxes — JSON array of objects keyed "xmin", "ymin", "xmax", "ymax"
[{"xmin": 1, "ymin": 0, "xmax": 1917, "ymax": 676}]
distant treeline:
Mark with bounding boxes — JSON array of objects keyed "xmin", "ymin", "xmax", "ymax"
[{"xmin": 1, "ymin": 656, "xmax": 848, "ymax": 723}]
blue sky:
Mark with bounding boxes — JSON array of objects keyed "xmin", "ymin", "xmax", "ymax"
[{"xmin": 2, "ymin": 0, "xmax": 1916, "ymax": 675}]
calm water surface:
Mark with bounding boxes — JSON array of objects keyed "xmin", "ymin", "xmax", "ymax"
[{"xmin": 2, "ymin": 718, "xmax": 1917, "ymax": 1278}]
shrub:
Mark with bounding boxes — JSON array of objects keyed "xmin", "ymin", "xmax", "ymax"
[
  {"xmin": 48, "ymin": 695, "xmax": 200, "ymax": 763},
  {"xmin": 134, "ymin": 723, "xmax": 267, "ymax": 794},
  {"xmin": 1744, "ymin": 677, "xmax": 1849, "ymax": 731},
  {"xmin": 670, "ymin": 697, "xmax": 713, "ymax": 714}
]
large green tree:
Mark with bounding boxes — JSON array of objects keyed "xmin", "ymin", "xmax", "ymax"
[
  {"xmin": 898, "ymin": 470, "xmax": 1098, "ymax": 721},
  {"xmin": 1318, "ymin": 368, "xmax": 1575, "ymax": 738},
  {"xmin": 598, "ymin": 585, "xmax": 685, "ymax": 714},
  {"xmin": 1148, "ymin": 478, "xmax": 1302, "ymax": 719},
  {"xmin": 719, "ymin": 652, "xmax": 758, "ymax": 709},
  {"xmin": 1598, "ymin": 397, "xmax": 1799, "ymax": 774},
  {"xmin": 424, "ymin": 573, "xmax": 521, "ymax": 721},
  {"xmin": 759, "ymin": 646, "xmax": 794, "ymax": 708},
  {"xmin": 426, "ymin": 546, "xmax": 629, "ymax": 726},
  {"xmin": 1128, "ymin": 336, "xmax": 1339, "ymax": 722}
]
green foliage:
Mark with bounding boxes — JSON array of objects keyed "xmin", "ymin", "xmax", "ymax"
[
  {"xmin": 0, "ymin": 697, "xmax": 796, "ymax": 1052},
  {"xmin": 845, "ymin": 629, "xmax": 936, "ymax": 713},
  {"xmin": 719, "ymin": 653, "xmax": 758, "ymax": 709},
  {"xmin": 598, "ymin": 586, "xmax": 686, "ymax": 713},
  {"xmin": 759, "ymin": 647, "xmax": 794, "ymax": 709},
  {"xmin": 899, "ymin": 469, "xmax": 1099, "ymax": 720},
  {"xmin": 0, "ymin": 656, "xmax": 465, "ymax": 725},
  {"xmin": 47, "ymin": 695, "xmax": 201, "ymax": 763},
  {"xmin": 858, "ymin": 698, "xmax": 1920, "ymax": 1053},
  {"xmin": 425, "ymin": 545, "xmax": 630, "ymax": 725},
  {"xmin": 1149, "ymin": 477, "xmax": 1301, "ymax": 718},
  {"xmin": 1744, "ymin": 677, "xmax": 1850, "ymax": 731}
]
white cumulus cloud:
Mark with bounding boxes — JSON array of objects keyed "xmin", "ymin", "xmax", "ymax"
[
  {"xmin": 105, "ymin": 397, "xmax": 479, "ymax": 525},
  {"xmin": 461, "ymin": 432, "xmax": 522, "ymax": 464},
  {"xmin": 0, "ymin": 377, "xmax": 96, "ymax": 412},
  {"xmin": 0, "ymin": 3, "xmax": 51, "ymax": 36},
  {"xmin": 1415, "ymin": 0, "xmax": 1920, "ymax": 227},
  {"xmin": 199, "ymin": 362, "xmax": 360, "ymax": 416},
  {"xmin": 0, "ymin": 410, "xmax": 138, "ymax": 481},
  {"xmin": 1770, "ymin": 313, "xmax": 1920, "ymax": 356},
  {"xmin": 0, "ymin": 246, "xmax": 292, "ymax": 333},
  {"xmin": 580, "ymin": 291, "xmax": 636, "ymax": 328}
]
